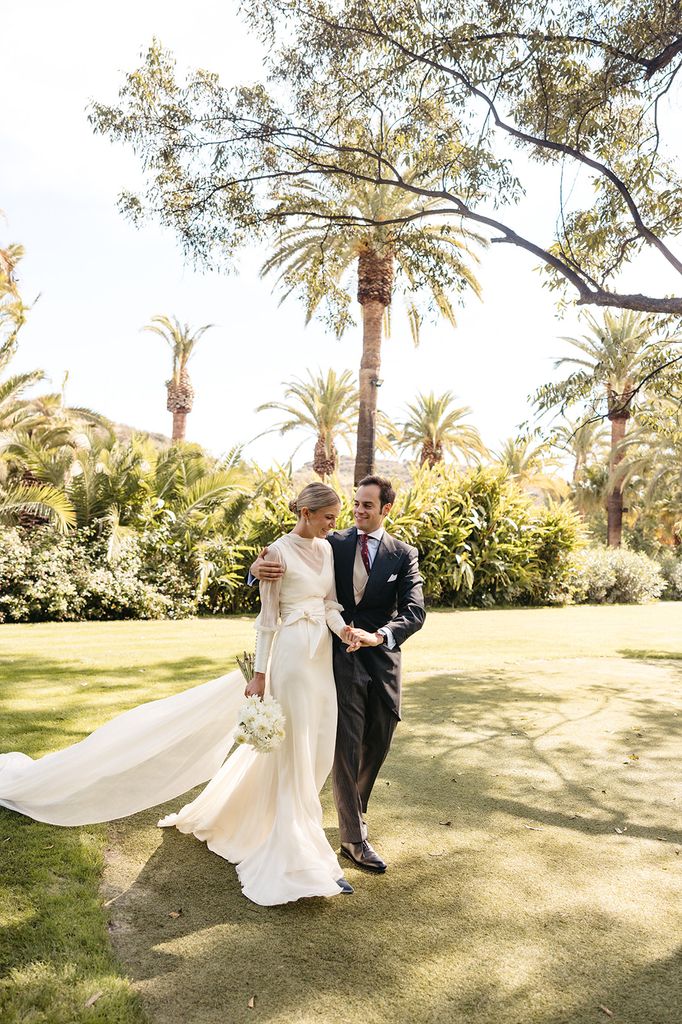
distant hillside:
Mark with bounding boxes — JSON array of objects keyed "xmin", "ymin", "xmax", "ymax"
[
  {"xmin": 107, "ymin": 429, "xmax": 415, "ymax": 486},
  {"xmin": 111, "ymin": 423, "xmax": 173, "ymax": 449},
  {"xmin": 293, "ymin": 454, "xmax": 414, "ymax": 491}
]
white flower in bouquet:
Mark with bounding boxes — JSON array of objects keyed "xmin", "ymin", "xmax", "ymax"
[
  {"xmin": 235, "ymin": 651, "xmax": 286, "ymax": 753},
  {"xmin": 235, "ymin": 694, "xmax": 286, "ymax": 753}
]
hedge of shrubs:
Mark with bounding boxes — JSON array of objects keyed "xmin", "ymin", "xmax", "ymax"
[
  {"xmin": 570, "ymin": 547, "xmax": 667, "ymax": 604},
  {"xmin": 0, "ymin": 465, "xmax": 678, "ymax": 622}
]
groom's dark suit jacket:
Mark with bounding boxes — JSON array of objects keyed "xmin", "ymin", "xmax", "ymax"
[{"xmin": 327, "ymin": 527, "xmax": 426, "ymax": 719}]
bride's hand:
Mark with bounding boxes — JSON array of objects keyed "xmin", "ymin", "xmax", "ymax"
[
  {"xmin": 245, "ymin": 672, "xmax": 266, "ymax": 699},
  {"xmin": 347, "ymin": 628, "xmax": 383, "ymax": 650},
  {"xmin": 341, "ymin": 626, "xmax": 363, "ymax": 653}
]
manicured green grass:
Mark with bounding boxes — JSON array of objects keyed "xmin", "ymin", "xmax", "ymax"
[{"xmin": 1, "ymin": 606, "xmax": 681, "ymax": 1024}]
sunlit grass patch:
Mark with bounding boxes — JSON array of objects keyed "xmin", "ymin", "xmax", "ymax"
[{"xmin": 1, "ymin": 606, "xmax": 681, "ymax": 1023}]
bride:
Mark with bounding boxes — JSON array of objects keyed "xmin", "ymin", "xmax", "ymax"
[{"xmin": 0, "ymin": 482, "xmax": 365, "ymax": 906}]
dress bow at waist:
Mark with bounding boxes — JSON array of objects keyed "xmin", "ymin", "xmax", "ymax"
[{"xmin": 279, "ymin": 601, "xmax": 328, "ymax": 658}]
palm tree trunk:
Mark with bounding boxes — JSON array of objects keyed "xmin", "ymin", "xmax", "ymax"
[
  {"xmin": 354, "ymin": 246, "xmax": 393, "ymax": 485},
  {"xmin": 607, "ymin": 414, "xmax": 628, "ymax": 547},
  {"xmin": 313, "ymin": 435, "xmax": 337, "ymax": 478},
  {"xmin": 420, "ymin": 439, "xmax": 443, "ymax": 467},
  {"xmin": 172, "ymin": 410, "xmax": 187, "ymax": 442},
  {"xmin": 354, "ymin": 299, "xmax": 384, "ymax": 484},
  {"xmin": 17, "ymin": 468, "xmax": 50, "ymax": 528}
]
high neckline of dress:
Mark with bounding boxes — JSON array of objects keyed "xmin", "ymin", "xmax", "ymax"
[{"xmin": 287, "ymin": 531, "xmax": 316, "ymax": 544}]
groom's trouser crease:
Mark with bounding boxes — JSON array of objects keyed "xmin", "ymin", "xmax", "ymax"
[{"xmin": 333, "ymin": 670, "xmax": 398, "ymax": 844}]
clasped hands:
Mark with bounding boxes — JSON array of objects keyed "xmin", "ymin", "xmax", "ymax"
[{"xmin": 340, "ymin": 626, "xmax": 383, "ymax": 653}]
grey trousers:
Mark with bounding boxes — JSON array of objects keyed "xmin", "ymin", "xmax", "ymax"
[{"xmin": 332, "ymin": 671, "xmax": 398, "ymax": 844}]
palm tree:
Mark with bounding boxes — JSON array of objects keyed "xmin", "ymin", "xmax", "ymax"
[
  {"xmin": 0, "ymin": 240, "xmax": 23, "ymax": 295},
  {"xmin": 0, "ymin": 376, "xmax": 113, "ymax": 527},
  {"xmin": 0, "ymin": 481, "xmax": 75, "ymax": 533},
  {"xmin": 495, "ymin": 436, "xmax": 569, "ymax": 502},
  {"xmin": 551, "ymin": 417, "xmax": 609, "ymax": 487},
  {"xmin": 549, "ymin": 311, "xmax": 661, "ymax": 546},
  {"xmin": 6, "ymin": 425, "xmax": 251, "ymax": 548},
  {"xmin": 0, "ymin": 242, "xmax": 75, "ymax": 526},
  {"xmin": 395, "ymin": 391, "xmax": 487, "ymax": 467},
  {"xmin": 617, "ymin": 399, "xmax": 682, "ymax": 544},
  {"xmin": 144, "ymin": 315, "xmax": 213, "ymax": 442},
  {"xmin": 151, "ymin": 441, "xmax": 249, "ymax": 519},
  {"xmin": 256, "ymin": 368, "xmax": 360, "ymax": 477},
  {"xmin": 0, "ymin": 338, "xmax": 45, "ymax": 436},
  {"xmin": 262, "ymin": 171, "xmax": 484, "ymax": 483},
  {"xmin": 0, "ymin": 245, "xmax": 43, "ymax": 435}
]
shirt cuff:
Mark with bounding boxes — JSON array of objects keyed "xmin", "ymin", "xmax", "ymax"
[
  {"xmin": 378, "ymin": 627, "xmax": 396, "ymax": 650},
  {"xmin": 247, "ymin": 571, "xmax": 256, "ymax": 586}
]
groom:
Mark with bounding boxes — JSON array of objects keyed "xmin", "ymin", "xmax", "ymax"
[{"xmin": 251, "ymin": 475, "xmax": 426, "ymax": 873}]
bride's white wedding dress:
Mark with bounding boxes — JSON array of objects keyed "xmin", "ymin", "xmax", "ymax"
[{"xmin": 0, "ymin": 532, "xmax": 349, "ymax": 906}]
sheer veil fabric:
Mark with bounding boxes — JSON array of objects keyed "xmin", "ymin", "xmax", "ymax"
[{"xmin": 0, "ymin": 533, "xmax": 348, "ymax": 906}]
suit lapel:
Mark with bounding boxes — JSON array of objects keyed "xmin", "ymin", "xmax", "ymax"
[{"xmin": 333, "ymin": 527, "xmax": 358, "ymax": 605}]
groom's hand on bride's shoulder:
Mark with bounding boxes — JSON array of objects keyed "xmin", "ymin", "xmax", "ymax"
[{"xmin": 250, "ymin": 547, "xmax": 285, "ymax": 581}]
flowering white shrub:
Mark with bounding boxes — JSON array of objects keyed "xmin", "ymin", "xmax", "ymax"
[
  {"xmin": 572, "ymin": 547, "xmax": 666, "ymax": 604},
  {"xmin": 0, "ymin": 527, "xmax": 86, "ymax": 621},
  {"xmin": 658, "ymin": 551, "xmax": 682, "ymax": 600},
  {"xmin": 0, "ymin": 527, "xmax": 171, "ymax": 622}
]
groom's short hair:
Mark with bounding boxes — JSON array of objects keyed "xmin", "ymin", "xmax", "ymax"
[{"xmin": 358, "ymin": 475, "xmax": 395, "ymax": 507}]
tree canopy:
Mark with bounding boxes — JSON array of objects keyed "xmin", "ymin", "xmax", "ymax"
[{"xmin": 90, "ymin": 1, "xmax": 682, "ymax": 322}]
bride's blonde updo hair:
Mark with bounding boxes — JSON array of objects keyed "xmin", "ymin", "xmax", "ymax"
[{"xmin": 288, "ymin": 482, "xmax": 340, "ymax": 516}]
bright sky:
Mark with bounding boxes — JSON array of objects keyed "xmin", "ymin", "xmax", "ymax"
[{"xmin": 2, "ymin": 2, "xmax": 679, "ymax": 469}]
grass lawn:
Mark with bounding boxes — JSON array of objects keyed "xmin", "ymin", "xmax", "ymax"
[{"xmin": 1, "ymin": 605, "xmax": 681, "ymax": 1024}]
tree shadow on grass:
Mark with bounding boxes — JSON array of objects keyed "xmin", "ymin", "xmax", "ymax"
[
  {"xmin": 397, "ymin": 668, "xmax": 682, "ymax": 844},
  {"xmin": 103, "ymin": 810, "xmax": 681, "ymax": 1024},
  {"xmin": 3, "ymin": 650, "xmax": 680, "ymax": 1023},
  {"xmin": 619, "ymin": 648, "xmax": 682, "ymax": 661},
  {"xmin": 99, "ymin": 661, "xmax": 682, "ymax": 1024},
  {"xmin": 0, "ymin": 655, "xmax": 226, "ymax": 686}
]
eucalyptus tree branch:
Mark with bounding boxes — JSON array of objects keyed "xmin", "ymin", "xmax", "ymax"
[
  {"xmin": 356, "ymin": 22, "xmax": 682, "ymax": 277},
  {"xmin": 177, "ymin": 124, "xmax": 682, "ymax": 314}
]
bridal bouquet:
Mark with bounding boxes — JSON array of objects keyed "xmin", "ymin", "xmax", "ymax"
[{"xmin": 235, "ymin": 652, "xmax": 286, "ymax": 753}]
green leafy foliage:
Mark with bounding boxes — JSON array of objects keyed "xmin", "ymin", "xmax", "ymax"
[
  {"xmin": 0, "ymin": 527, "xmax": 170, "ymax": 623},
  {"xmin": 387, "ymin": 464, "xmax": 584, "ymax": 607},
  {"xmin": 0, "ymin": 464, "xmax": 591, "ymax": 620}
]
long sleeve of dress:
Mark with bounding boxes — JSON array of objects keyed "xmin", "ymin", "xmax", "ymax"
[
  {"xmin": 324, "ymin": 553, "xmax": 347, "ymax": 638},
  {"xmin": 253, "ymin": 545, "xmax": 284, "ymax": 673}
]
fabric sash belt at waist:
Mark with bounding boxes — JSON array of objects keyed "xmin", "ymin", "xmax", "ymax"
[{"xmin": 278, "ymin": 602, "xmax": 328, "ymax": 658}]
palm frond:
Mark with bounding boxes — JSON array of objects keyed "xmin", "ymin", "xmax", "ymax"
[{"xmin": 0, "ymin": 482, "xmax": 76, "ymax": 533}]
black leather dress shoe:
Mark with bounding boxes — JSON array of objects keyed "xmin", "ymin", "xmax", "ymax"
[
  {"xmin": 336, "ymin": 877, "xmax": 354, "ymax": 894},
  {"xmin": 340, "ymin": 840, "xmax": 387, "ymax": 873}
]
